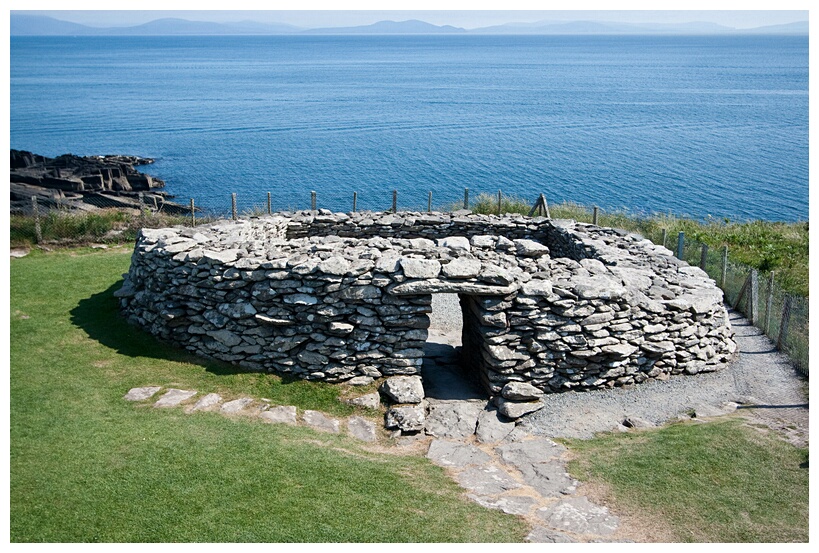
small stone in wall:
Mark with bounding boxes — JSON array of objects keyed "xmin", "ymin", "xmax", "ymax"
[
  {"xmin": 501, "ymin": 382, "xmax": 545, "ymax": 402},
  {"xmin": 495, "ymin": 397, "xmax": 545, "ymax": 419}
]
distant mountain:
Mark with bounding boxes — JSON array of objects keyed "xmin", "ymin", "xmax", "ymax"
[
  {"xmin": 469, "ymin": 19, "xmax": 738, "ymax": 35},
  {"xmin": 304, "ymin": 20, "xmax": 465, "ymax": 35},
  {"xmin": 736, "ymin": 21, "xmax": 809, "ymax": 34},
  {"xmin": 11, "ymin": 14, "xmax": 96, "ymax": 35},
  {"xmin": 10, "ymin": 14, "xmax": 302, "ymax": 36},
  {"xmin": 10, "ymin": 13, "xmax": 807, "ymax": 37}
]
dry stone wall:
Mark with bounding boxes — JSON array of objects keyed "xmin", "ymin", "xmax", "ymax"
[{"xmin": 117, "ymin": 210, "xmax": 736, "ymax": 396}]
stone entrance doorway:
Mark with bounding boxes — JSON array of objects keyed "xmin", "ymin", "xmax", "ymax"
[{"xmin": 422, "ymin": 293, "xmax": 486, "ymax": 401}]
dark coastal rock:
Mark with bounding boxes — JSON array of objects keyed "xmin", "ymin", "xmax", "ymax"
[{"xmin": 9, "ymin": 149, "xmax": 191, "ymax": 215}]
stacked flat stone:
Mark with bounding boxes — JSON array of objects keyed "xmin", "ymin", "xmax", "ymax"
[{"xmin": 117, "ymin": 210, "xmax": 736, "ymax": 396}]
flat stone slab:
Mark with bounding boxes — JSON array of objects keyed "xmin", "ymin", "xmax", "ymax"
[
  {"xmin": 380, "ymin": 376, "xmax": 425, "ymax": 404},
  {"xmin": 536, "ymin": 496, "xmax": 620, "ymax": 536},
  {"xmin": 426, "ymin": 440, "xmax": 492, "ymax": 467},
  {"xmin": 475, "ymin": 407, "xmax": 516, "ymax": 444},
  {"xmin": 303, "ymin": 410, "xmax": 340, "ymax": 433},
  {"xmin": 525, "ymin": 526, "xmax": 576, "ymax": 543},
  {"xmin": 454, "ymin": 465, "xmax": 522, "ymax": 496},
  {"xmin": 220, "ymin": 397, "xmax": 254, "ymax": 413},
  {"xmin": 153, "ymin": 389, "xmax": 197, "ymax": 408},
  {"xmin": 496, "ymin": 440, "xmax": 576, "ymax": 497},
  {"xmin": 424, "ymin": 399, "xmax": 484, "ymax": 439},
  {"xmin": 123, "ymin": 386, "xmax": 162, "ymax": 401},
  {"xmin": 348, "ymin": 416, "xmax": 377, "ymax": 442},
  {"xmin": 188, "ymin": 392, "xmax": 222, "ymax": 412},
  {"xmin": 467, "ymin": 494, "xmax": 538, "ymax": 516},
  {"xmin": 260, "ymin": 405, "xmax": 297, "ymax": 425}
]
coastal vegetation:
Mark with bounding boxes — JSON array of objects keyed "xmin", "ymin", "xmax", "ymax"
[{"xmin": 10, "ymin": 246, "xmax": 809, "ymax": 542}]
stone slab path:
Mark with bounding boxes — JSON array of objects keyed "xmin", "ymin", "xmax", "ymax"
[{"xmin": 123, "ymin": 386, "xmax": 378, "ymax": 443}]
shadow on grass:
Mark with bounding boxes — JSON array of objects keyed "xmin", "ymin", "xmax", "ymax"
[{"xmin": 69, "ymin": 281, "xmax": 249, "ymax": 377}]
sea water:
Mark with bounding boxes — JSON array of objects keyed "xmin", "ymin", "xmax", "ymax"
[{"xmin": 10, "ymin": 34, "xmax": 808, "ymax": 221}]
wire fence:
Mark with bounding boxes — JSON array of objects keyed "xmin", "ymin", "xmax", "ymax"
[{"xmin": 10, "ymin": 188, "xmax": 808, "ymax": 377}]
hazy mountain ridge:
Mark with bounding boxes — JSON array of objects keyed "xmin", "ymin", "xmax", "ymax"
[{"xmin": 10, "ymin": 13, "xmax": 809, "ymax": 36}]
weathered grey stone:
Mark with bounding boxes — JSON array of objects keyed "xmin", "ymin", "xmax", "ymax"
[
  {"xmin": 475, "ymin": 408, "xmax": 516, "ymax": 444},
  {"xmin": 208, "ymin": 329, "xmax": 242, "ymax": 347},
  {"xmin": 220, "ymin": 397, "xmax": 254, "ymax": 413},
  {"xmin": 347, "ymin": 416, "xmax": 378, "ymax": 442},
  {"xmin": 454, "ymin": 465, "xmax": 522, "ymax": 495},
  {"xmin": 188, "ymin": 392, "xmax": 222, "ymax": 412},
  {"xmin": 497, "ymin": 440, "xmax": 576, "ymax": 497},
  {"xmin": 260, "ymin": 405, "xmax": 297, "ymax": 425},
  {"xmin": 385, "ymin": 403, "xmax": 426, "ymax": 432},
  {"xmin": 346, "ymin": 392, "xmax": 381, "ymax": 409},
  {"xmin": 123, "ymin": 386, "xmax": 162, "ymax": 401},
  {"xmin": 317, "ymin": 256, "xmax": 350, "ymax": 276},
  {"xmin": 424, "ymin": 400, "xmax": 483, "ymax": 438},
  {"xmin": 303, "ymin": 410, "xmax": 341, "ymax": 433},
  {"xmin": 400, "ymin": 257, "xmax": 441, "ymax": 279},
  {"xmin": 380, "ymin": 376, "xmax": 425, "ymax": 404},
  {"xmin": 526, "ymin": 526, "xmax": 576, "ymax": 543},
  {"xmin": 389, "ymin": 279, "xmax": 517, "ymax": 296},
  {"xmin": 514, "ymin": 239, "xmax": 550, "ymax": 257},
  {"xmin": 154, "ymin": 388, "xmax": 197, "ymax": 408},
  {"xmin": 495, "ymin": 397, "xmax": 545, "ymax": 419},
  {"xmin": 521, "ymin": 279, "xmax": 553, "ymax": 296},
  {"xmin": 501, "ymin": 382, "xmax": 545, "ymax": 401},
  {"xmin": 426, "ymin": 439, "xmax": 492, "ymax": 467},
  {"xmin": 536, "ymin": 496, "xmax": 619, "ymax": 536},
  {"xmin": 440, "ymin": 257, "xmax": 481, "ymax": 279},
  {"xmin": 468, "ymin": 494, "xmax": 538, "ymax": 516},
  {"xmin": 437, "ymin": 236, "xmax": 471, "ymax": 252},
  {"xmin": 346, "ymin": 376, "xmax": 375, "ymax": 387}
]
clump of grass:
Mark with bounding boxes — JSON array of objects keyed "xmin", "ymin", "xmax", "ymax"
[{"xmin": 565, "ymin": 418, "xmax": 809, "ymax": 542}]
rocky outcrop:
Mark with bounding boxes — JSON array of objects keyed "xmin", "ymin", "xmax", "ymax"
[
  {"xmin": 117, "ymin": 210, "xmax": 736, "ymax": 401},
  {"xmin": 10, "ymin": 149, "xmax": 190, "ymax": 214}
]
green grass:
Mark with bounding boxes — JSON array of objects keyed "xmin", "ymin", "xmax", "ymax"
[
  {"xmin": 565, "ymin": 418, "xmax": 809, "ymax": 543},
  {"xmin": 10, "ymin": 247, "xmax": 528, "ymax": 542}
]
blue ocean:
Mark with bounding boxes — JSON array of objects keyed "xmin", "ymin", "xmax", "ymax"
[{"xmin": 10, "ymin": 35, "xmax": 809, "ymax": 221}]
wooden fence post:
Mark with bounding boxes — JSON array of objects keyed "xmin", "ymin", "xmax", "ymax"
[
  {"xmin": 31, "ymin": 196, "xmax": 42, "ymax": 244},
  {"xmin": 700, "ymin": 243, "xmax": 708, "ymax": 271},
  {"xmin": 677, "ymin": 231, "xmax": 684, "ymax": 260},
  {"xmin": 777, "ymin": 295, "xmax": 793, "ymax": 350},
  {"xmin": 310, "ymin": 190, "xmax": 316, "ymax": 212},
  {"xmin": 392, "ymin": 190, "xmax": 397, "ymax": 213},
  {"xmin": 749, "ymin": 269, "xmax": 759, "ymax": 325},
  {"xmin": 661, "ymin": 228, "xmax": 667, "ymax": 249},
  {"xmin": 720, "ymin": 245, "xmax": 728, "ymax": 289},
  {"xmin": 231, "ymin": 193, "xmax": 237, "ymax": 220},
  {"xmin": 267, "ymin": 192, "xmax": 272, "ymax": 215},
  {"xmin": 764, "ymin": 271, "xmax": 775, "ymax": 335},
  {"xmin": 463, "ymin": 188, "xmax": 469, "ymax": 210},
  {"xmin": 593, "ymin": 206, "xmax": 599, "ymax": 225},
  {"xmin": 352, "ymin": 192, "xmax": 357, "ymax": 213},
  {"xmin": 428, "ymin": 191, "xmax": 432, "ymax": 213},
  {"xmin": 190, "ymin": 198, "xmax": 195, "ymax": 227},
  {"xmin": 497, "ymin": 190, "xmax": 502, "ymax": 216}
]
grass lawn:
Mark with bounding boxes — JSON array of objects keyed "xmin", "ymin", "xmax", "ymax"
[
  {"xmin": 9, "ymin": 247, "xmax": 529, "ymax": 542},
  {"xmin": 565, "ymin": 418, "xmax": 809, "ymax": 543}
]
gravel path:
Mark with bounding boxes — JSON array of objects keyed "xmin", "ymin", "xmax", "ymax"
[{"xmin": 429, "ymin": 294, "xmax": 808, "ymax": 446}]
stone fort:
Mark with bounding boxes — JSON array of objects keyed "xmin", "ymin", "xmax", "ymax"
[{"xmin": 117, "ymin": 210, "xmax": 736, "ymax": 426}]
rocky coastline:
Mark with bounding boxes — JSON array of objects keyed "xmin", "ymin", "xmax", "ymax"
[{"xmin": 10, "ymin": 149, "xmax": 191, "ymax": 215}]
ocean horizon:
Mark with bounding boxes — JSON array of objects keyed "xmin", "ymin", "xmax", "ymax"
[{"xmin": 10, "ymin": 34, "xmax": 809, "ymax": 222}]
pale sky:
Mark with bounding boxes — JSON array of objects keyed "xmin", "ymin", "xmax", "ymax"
[{"xmin": 10, "ymin": 1, "xmax": 811, "ymax": 30}]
